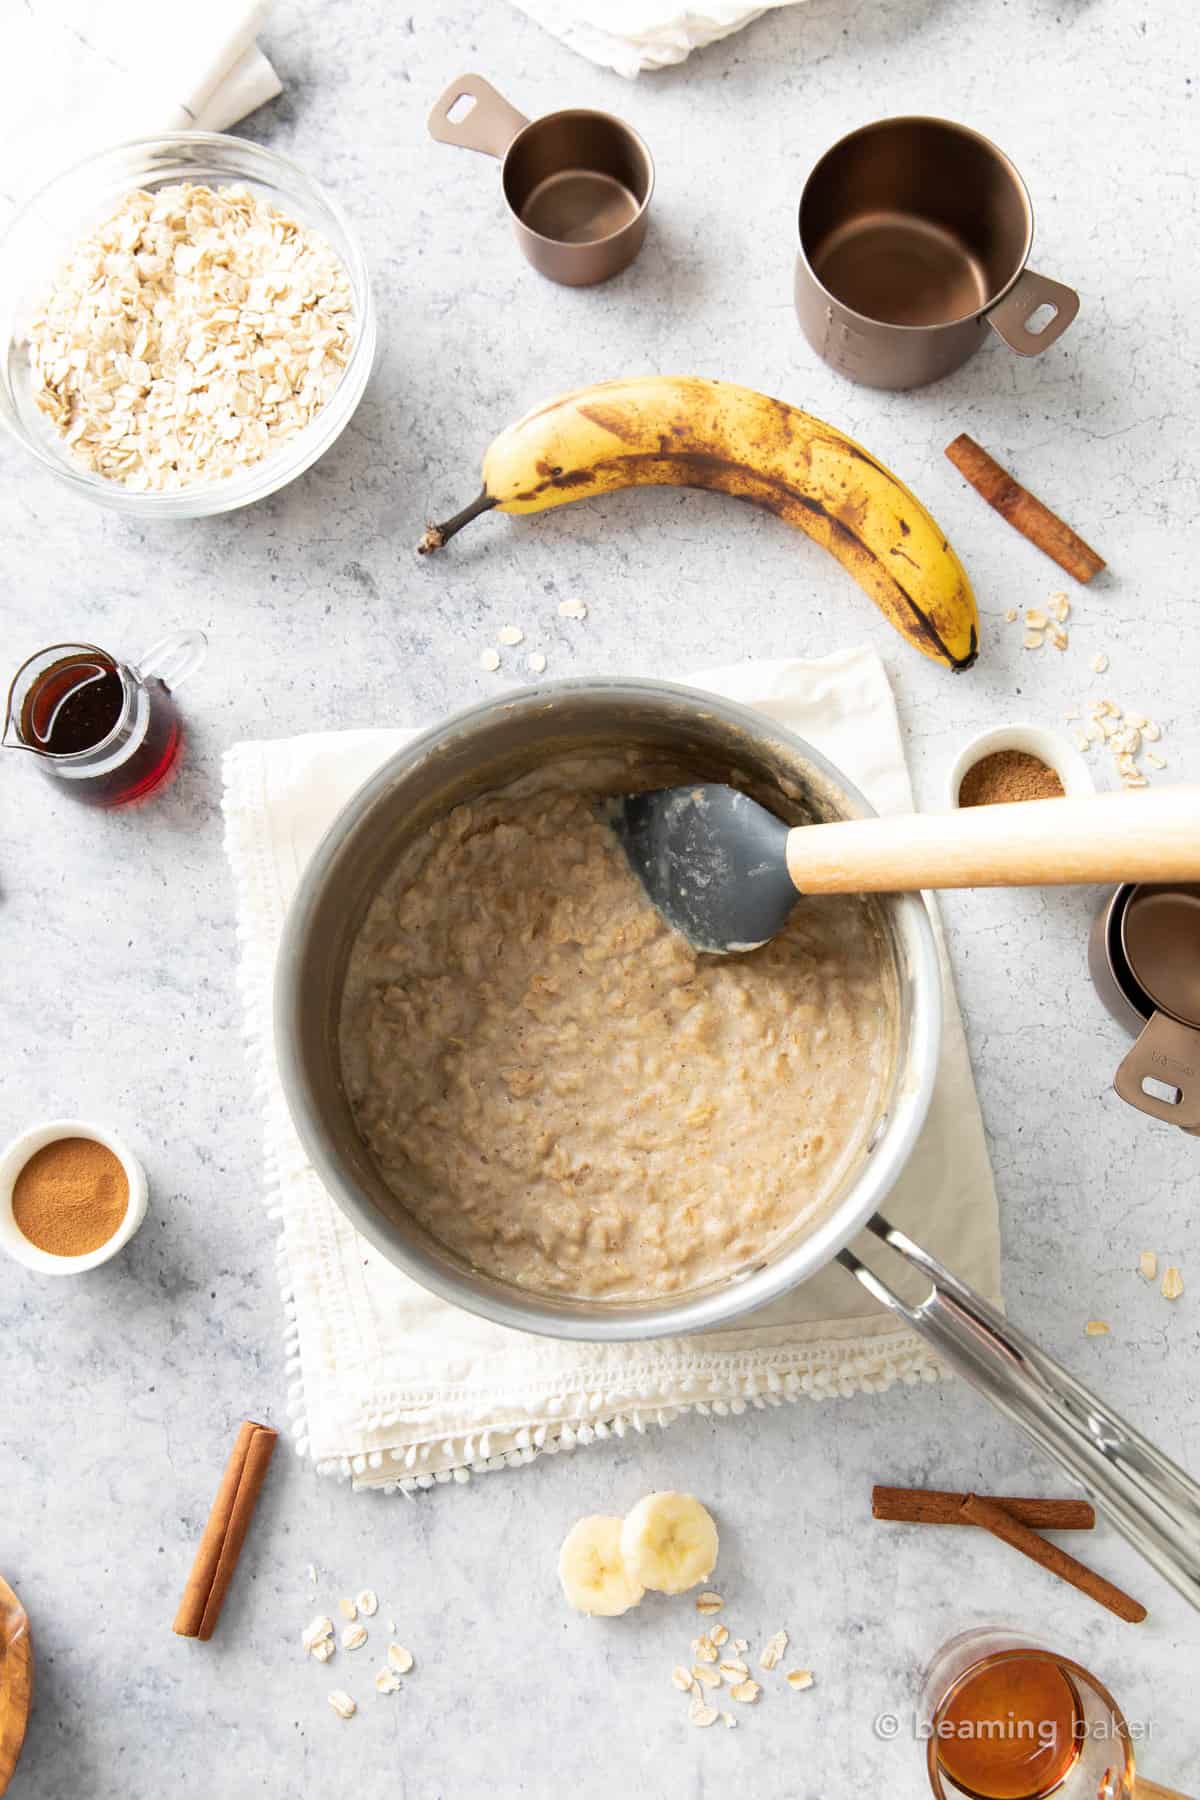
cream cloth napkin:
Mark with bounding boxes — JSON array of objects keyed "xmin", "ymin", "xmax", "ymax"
[
  {"xmin": 509, "ymin": 1, "xmax": 810, "ymax": 78},
  {"xmin": 0, "ymin": 0, "xmax": 281, "ymax": 209},
  {"xmin": 222, "ymin": 650, "xmax": 1001, "ymax": 1492}
]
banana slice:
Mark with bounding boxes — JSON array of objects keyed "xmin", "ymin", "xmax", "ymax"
[
  {"xmin": 558, "ymin": 1514, "xmax": 645, "ymax": 1617},
  {"xmin": 620, "ymin": 1491, "xmax": 718, "ymax": 1595}
]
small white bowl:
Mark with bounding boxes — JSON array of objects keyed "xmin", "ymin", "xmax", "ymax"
[
  {"xmin": 0, "ymin": 1120, "xmax": 148, "ymax": 1274},
  {"xmin": 946, "ymin": 721, "xmax": 1096, "ymax": 811}
]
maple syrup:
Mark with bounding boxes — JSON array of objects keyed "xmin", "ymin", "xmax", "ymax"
[
  {"xmin": 936, "ymin": 1653, "xmax": 1083, "ymax": 1800},
  {"xmin": 4, "ymin": 637, "xmax": 203, "ymax": 808}
]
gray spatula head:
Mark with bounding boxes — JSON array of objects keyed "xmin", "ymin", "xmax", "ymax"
[{"xmin": 607, "ymin": 783, "xmax": 800, "ymax": 955}]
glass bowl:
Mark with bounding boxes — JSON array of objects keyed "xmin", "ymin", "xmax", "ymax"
[{"xmin": 0, "ymin": 133, "xmax": 376, "ymax": 518}]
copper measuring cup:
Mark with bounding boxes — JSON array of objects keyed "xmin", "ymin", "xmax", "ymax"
[
  {"xmin": 794, "ymin": 116, "xmax": 1080, "ymax": 389},
  {"xmin": 428, "ymin": 74, "xmax": 654, "ymax": 286},
  {"xmin": 1090, "ymin": 882, "xmax": 1200, "ymax": 1131}
]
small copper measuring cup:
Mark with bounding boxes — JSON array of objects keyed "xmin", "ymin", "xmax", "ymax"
[
  {"xmin": 794, "ymin": 116, "xmax": 1080, "ymax": 389},
  {"xmin": 1090, "ymin": 882, "xmax": 1200, "ymax": 1131},
  {"xmin": 428, "ymin": 74, "xmax": 654, "ymax": 286}
]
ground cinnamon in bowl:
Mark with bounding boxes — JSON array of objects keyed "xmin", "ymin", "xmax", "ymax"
[
  {"xmin": 12, "ymin": 1137, "xmax": 129, "ymax": 1256},
  {"xmin": 958, "ymin": 749, "xmax": 1065, "ymax": 807}
]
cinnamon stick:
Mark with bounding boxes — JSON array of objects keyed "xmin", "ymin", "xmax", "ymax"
[
  {"xmin": 945, "ymin": 433, "xmax": 1106, "ymax": 584},
  {"xmin": 174, "ymin": 1420, "xmax": 278, "ymax": 1640},
  {"xmin": 960, "ymin": 1492, "xmax": 1146, "ymax": 1623},
  {"xmin": 873, "ymin": 1485, "xmax": 1095, "ymax": 1530}
]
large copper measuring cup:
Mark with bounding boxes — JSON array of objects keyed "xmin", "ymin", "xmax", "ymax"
[
  {"xmin": 794, "ymin": 117, "xmax": 1080, "ymax": 389},
  {"xmin": 1091, "ymin": 882, "xmax": 1200, "ymax": 1131},
  {"xmin": 428, "ymin": 74, "xmax": 653, "ymax": 286}
]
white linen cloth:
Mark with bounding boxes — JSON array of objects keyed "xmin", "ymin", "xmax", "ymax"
[
  {"xmin": 508, "ymin": 0, "xmax": 810, "ymax": 78},
  {"xmin": 0, "ymin": 1, "xmax": 281, "ymax": 207},
  {"xmin": 222, "ymin": 650, "xmax": 1001, "ymax": 1491}
]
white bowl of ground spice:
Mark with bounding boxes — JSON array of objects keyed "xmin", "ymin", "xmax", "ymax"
[
  {"xmin": 0, "ymin": 1121, "xmax": 147, "ymax": 1274},
  {"xmin": 948, "ymin": 722, "xmax": 1096, "ymax": 811}
]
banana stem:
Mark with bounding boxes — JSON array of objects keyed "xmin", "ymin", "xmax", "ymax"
[{"xmin": 416, "ymin": 491, "xmax": 496, "ymax": 555}]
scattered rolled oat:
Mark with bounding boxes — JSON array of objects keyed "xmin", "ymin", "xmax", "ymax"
[
  {"xmin": 558, "ymin": 598, "xmax": 588, "ymax": 620},
  {"xmin": 337, "ymin": 1598, "xmax": 358, "ymax": 1622},
  {"xmin": 695, "ymin": 1591, "xmax": 723, "ymax": 1614},
  {"xmin": 786, "ymin": 1669, "xmax": 815, "ymax": 1691},
  {"xmin": 355, "ymin": 1590, "xmax": 379, "ymax": 1617},
  {"xmin": 718, "ymin": 1659, "xmax": 749, "ymax": 1680},
  {"xmin": 526, "ymin": 650, "xmax": 547, "ymax": 674},
  {"xmin": 1025, "ymin": 608, "xmax": 1049, "ymax": 629},
  {"xmin": 709, "ymin": 1624, "xmax": 729, "ymax": 1648},
  {"xmin": 671, "ymin": 1666, "xmax": 693, "ymax": 1692},
  {"xmin": 311, "ymin": 1639, "xmax": 335, "ymax": 1664},
  {"xmin": 1050, "ymin": 624, "xmax": 1069, "ymax": 651},
  {"xmin": 692, "ymin": 1665, "xmax": 721, "ymax": 1689},
  {"xmin": 758, "ymin": 1630, "xmax": 788, "ymax": 1671},
  {"xmin": 1085, "ymin": 1320, "xmax": 1111, "ymax": 1336},
  {"xmin": 374, "ymin": 1668, "xmax": 401, "ymax": 1695},
  {"xmin": 478, "ymin": 647, "xmax": 501, "ymax": 672},
  {"xmin": 29, "ymin": 184, "xmax": 354, "ymax": 492},
  {"xmin": 1050, "ymin": 592, "xmax": 1071, "ymax": 623},
  {"xmin": 1023, "ymin": 631, "xmax": 1044, "ymax": 651},
  {"xmin": 1091, "ymin": 653, "xmax": 1109, "ymax": 674},
  {"xmin": 722, "ymin": 1712, "xmax": 738, "ymax": 1729},
  {"xmin": 733, "ymin": 1638, "xmax": 748, "ymax": 1653},
  {"xmin": 1076, "ymin": 698, "xmax": 1169, "ymax": 788},
  {"xmin": 341, "ymin": 1624, "xmax": 368, "ymax": 1651},
  {"xmin": 730, "ymin": 1680, "xmax": 761, "ymax": 1704},
  {"xmin": 303, "ymin": 1615, "xmax": 334, "ymax": 1654},
  {"xmin": 1162, "ymin": 1267, "xmax": 1185, "ymax": 1302},
  {"xmin": 1139, "ymin": 1251, "xmax": 1158, "ymax": 1281},
  {"xmin": 328, "ymin": 1690, "xmax": 356, "ymax": 1720},
  {"xmin": 689, "ymin": 1701, "xmax": 719, "ymax": 1728},
  {"xmin": 1004, "ymin": 608, "xmax": 1019, "ymax": 623},
  {"xmin": 497, "ymin": 625, "xmax": 524, "ymax": 646},
  {"xmin": 386, "ymin": 1644, "xmax": 414, "ymax": 1674},
  {"xmin": 693, "ymin": 1633, "xmax": 718, "ymax": 1664}
]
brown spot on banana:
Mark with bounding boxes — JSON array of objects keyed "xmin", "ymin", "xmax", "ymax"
[{"xmin": 576, "ymin": 403, "xmax": 644, "ymax": 444}]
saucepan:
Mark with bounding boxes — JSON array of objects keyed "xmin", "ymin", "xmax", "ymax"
[{"xmin": 276, "ymin": 680, "xmax": 1200, "ymax": 1607}]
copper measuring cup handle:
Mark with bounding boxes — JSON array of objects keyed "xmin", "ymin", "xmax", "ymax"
[
  {"xmin": 1114, "ymin": 1012, "xmax": 1200, "ymax": 1130},
  {"xmin": 427, "ymin": 74, "xmax": 529, "ymax": 159},
  {"xmin": 839, "ymin": 1215, "xmax": 1200, "ymax": 1611},
  {"xmin": 986, "ymin": 268, "xmax": 1080, "ymax": 356}
]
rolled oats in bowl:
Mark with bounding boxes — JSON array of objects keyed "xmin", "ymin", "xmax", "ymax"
[
  {"xmin": 0, "ymin": 135, "xmax": 375, "ymax": 516},
  {"xmin": 29, "ymin": 182, "xmax": 354, "ymax": 492}
]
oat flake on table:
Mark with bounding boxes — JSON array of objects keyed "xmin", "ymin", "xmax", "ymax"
[{"xmin": 28, "ymin": 183, "xmax": 353, "ymax": 492}]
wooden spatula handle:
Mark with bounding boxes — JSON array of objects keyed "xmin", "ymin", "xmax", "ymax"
[
  {"xmin": 784, "ymin": 786, "xmax": 1200, "ymax": 894},
  {"xmin": 1136, "ymin": 1780, "xmax": 1197, "ymax": 1800}
]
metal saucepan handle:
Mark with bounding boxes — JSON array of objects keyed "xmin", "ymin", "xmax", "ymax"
[
  {"xmin": 427, "ymin": 74, "xmax": 530, "ymax": 159},
  {"xmin": 839, "ymin": 1213, "xmax": 1200, "ymax": 1609},
  {"xmin": 986, "ymin": 266, "xmax": 1080, "ymax": 355},
  {"xmin": 1114, "ymin": 1011, "xmax": 1200, "ymax": 1130}
]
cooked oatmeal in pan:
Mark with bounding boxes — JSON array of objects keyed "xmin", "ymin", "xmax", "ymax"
[{"xmin": 338, "ymin": 757, "xmax": 897, "ymax": 1301}]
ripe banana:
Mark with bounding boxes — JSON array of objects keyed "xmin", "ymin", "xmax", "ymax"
[
  {"xmin": 558, "ymin": 1515, "xmax": 645, "ymax": 1616},
  {"xmin": 418, "ymin": 376, "xmax": 979, "ymax": 671},
  {"xmin": 619, "ymin": 1491, "xmax": 719, "ymax": 1595}
]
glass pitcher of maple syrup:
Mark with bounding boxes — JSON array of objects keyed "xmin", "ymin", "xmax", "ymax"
[
  {"xmin": 921, "ymin": 1629, "xmax": 1182, "ymax": 1800},
  {"xmin": 3, "ymin": 632, "xmax": 206, "ymax": 806}
]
